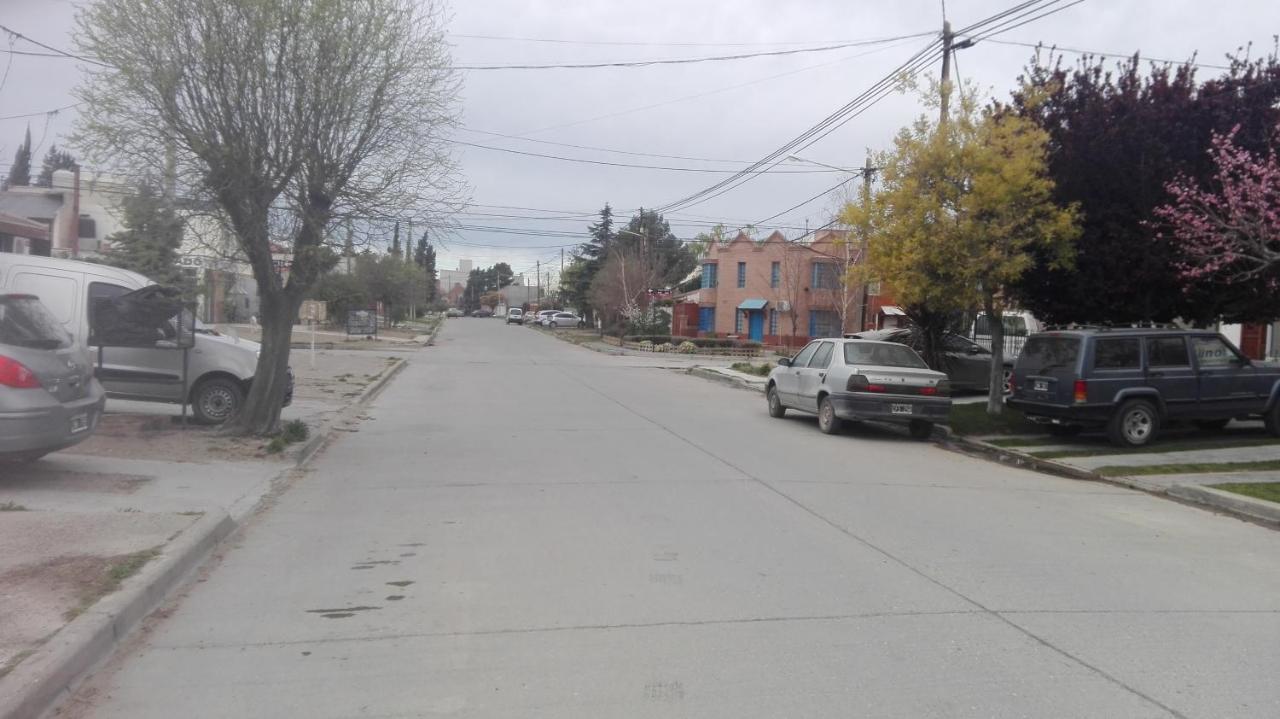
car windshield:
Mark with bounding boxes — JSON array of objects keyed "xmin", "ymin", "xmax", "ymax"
[
  {"xmin": 844, "ymin": 342, "xmax": 928, "ymax": 368},
  {"xmin": 1017, "ymin": 336, "xmax": 1081, "ymax": 372},
  {"xmin": 0, "ymin": 295, "xmax": 72, "ymax": 350}
]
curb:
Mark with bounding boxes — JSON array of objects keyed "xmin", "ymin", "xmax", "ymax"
[
  {"xmin": 0, "ymin": 358, "xmax": 413, "ymax": 719},
  {"xmin": 687, "ymin": 367, "xmax": 766, "ymax": 394},
  {"xmin": 0, "ymin": 511, "xmax": 235, "ymax": 719},
  {"xmin": 943, "ymin": 433, "xmax": 1280, "ymax": 529},
  {"xmin": 1166, "ymin": 484, "xmax": 1280, "ymax": 528}
]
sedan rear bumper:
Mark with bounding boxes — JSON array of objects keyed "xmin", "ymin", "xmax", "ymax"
[
  {"xmin": 827, "ymin": 391, "xmax": 951, "ymax": 424},
  {"xmin": 0, "ymin": 383, "xmax": 106, "ymax": 456}
]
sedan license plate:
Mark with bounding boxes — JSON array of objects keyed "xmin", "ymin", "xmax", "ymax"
[
  {"xmin": 1033, "ymin": 379, "xmax": 1049, "ymax": 392},
  {"xmin": 890, "ymin": 403, "xmax": 913, "ymax": 416},
  {"xmin": 70, "ymin": 413, "xmax": 89, "ymax": 433}
]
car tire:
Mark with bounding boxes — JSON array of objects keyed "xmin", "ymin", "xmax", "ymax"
[
  {"xmin": 1193, "ymin": 418, "xmax": 1230, "ymax": 432},
  {"xmin": 817, "ymin": 396, "xmax": 841, "ymax": 434},
  {"xmin": 192, "ymin": 376, "xmax": 245, "ymax": 425},
  {"xmin": 908, "ymin": 419, "xmax": 934, "ymax": 440},
  {"xmin": 767, "ymin": 385, "xmax": 786, "ymax": 418},
  {"xmin": 1108, "ymin": 398, "xmax": 1159, "ymax": 447},
  {"xmin": 1265, "ymin": 403, "xmax": 1280, "ymax": 438}
]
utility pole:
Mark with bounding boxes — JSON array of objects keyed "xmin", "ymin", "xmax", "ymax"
[
  {"xmin": 536, "ymin": 260, "xmax": 541, "ymax": 304},
  {"xmin": 939, "ymin": 20, "xmax": 954, "ymax": 125},
  {"xmin": 857, "ymin": 155, "xmax": 877, "ymax": 332}
]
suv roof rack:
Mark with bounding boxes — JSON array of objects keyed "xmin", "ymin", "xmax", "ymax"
[{"xmin": 1043, "ymin": 322, "xmax": 1184, "ymax": 332}]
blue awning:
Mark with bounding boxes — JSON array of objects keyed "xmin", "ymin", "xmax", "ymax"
[{"xmin": 737, "ymin": 298, "xmax": 768, "ymax": 311}]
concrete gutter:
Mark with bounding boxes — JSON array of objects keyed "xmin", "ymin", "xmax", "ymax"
[
  {"xmin": 1166, "ymin": 484, "xmax": 1280, "ymax": 528},
  {"xmin": 0, "ymin": 356, "xmax": 412, "ymax": 719},
  {"xmin": 687, "ymin": 366, "xmax": 767, "ymax": 393}
]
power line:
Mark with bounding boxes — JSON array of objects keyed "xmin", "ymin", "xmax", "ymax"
[
  {"xmin": 0, "ymin": 102, "xmax": 82, "ymax": 121},
  {"xmin": 454, "ymin": 140, "xmax": 846, "ymax": 173},
  {"xmin": 460, "ymin": 127, "xmax": 773, "ymax": 165},
  {"xmin": 753, "ymin": 175, "xmax": 860, "ymax": 227},
  {"xmin": 0, "ymin": 23, "xmax": 110, "ymax": 68},
  {"xmin": 449, "ymin": 32, "xmax": 934, "ymax": 48},
  {"xmin": 974, "ymin": 37, "xmax": 1233, "ymax": 71},
  {"xmin": 452, "ymin": 34, "xmax": 938, "ymax": 70}
]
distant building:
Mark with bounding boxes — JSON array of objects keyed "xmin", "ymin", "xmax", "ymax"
[
  {"xmin": 682, "ymin": 229, "xmax": 897, "ymax": 347},
  {"xmin": 437, "ymin": 259, "xmax": 472, "ymax": 297},
  {"xmin": 0, "ymin": 169, "xmax": 127, "ymax": 257}
]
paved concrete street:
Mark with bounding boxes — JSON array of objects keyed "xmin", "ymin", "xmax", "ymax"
[{"xmin": 67, "ymin": 319, "xmax": 1280, "ymax": 719}]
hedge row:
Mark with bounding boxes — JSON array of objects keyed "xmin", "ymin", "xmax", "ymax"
[{"xmin": 624, "ymin": 334, "xmax": 762, "ymax": 349}]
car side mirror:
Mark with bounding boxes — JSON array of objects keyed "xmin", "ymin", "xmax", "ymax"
[{"xmin": 777, "ymin": 357, "xmax": 792, "ymax": 367}]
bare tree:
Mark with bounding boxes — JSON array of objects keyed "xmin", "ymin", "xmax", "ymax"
[
  {"xmin": 589, "ymin": 247, "xmax": 657, "ymax": 340},
  {"xmin": 774, "ymin": 244, "xmax": 809, "ymax": 345},
  {"xmin": 73, "ymin": 0, "xmax": 463, "ymax": 435}
]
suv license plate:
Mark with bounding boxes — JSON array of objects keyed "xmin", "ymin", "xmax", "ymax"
[
  {"xmin": 1033, "ymin": 380, "xmax": 1048, "ymax": 392},
  {"xmin": 70, "ymin": 413, "xmax": 89, "ymax": 433},
  {"xmin": 890, "ymin": 403, "xmax": 913, "ymax": 415}
]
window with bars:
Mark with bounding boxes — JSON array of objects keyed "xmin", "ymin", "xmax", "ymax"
[
  {"xmin": 811, "ymin": 262, "xmax": 839, "ymax": 289},
  {"xmin": 770, "ymin": 262, "xmax": 780, "ymax": 288},
  {"xmin": 737, "ymin": 262, "xmax": 746, "ymax": 288},
  {"xmin": 734, "ymin": 311, "xmax": 743, "ymax": 334},
  {"xmin": 769, "ymin": 309, "xmax": 778, "ymax": 335},
  {"xmin": 700, "ymin": 263, "xmax": 718, "ymax": 289},
  {"xmin": 808, "ymin": 310, "xmax": 839, "ymax": 338}
]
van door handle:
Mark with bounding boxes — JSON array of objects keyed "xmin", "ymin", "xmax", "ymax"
[{"xmin": 1148, "ymin": 371, "xmax": 1164, "ymax": 378}]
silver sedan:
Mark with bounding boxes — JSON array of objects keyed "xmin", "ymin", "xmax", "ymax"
[
  {"xmin": 766, "ymin": 338, "xmax": 950, "ymax": 439},
  {"xmin": 544, "ymin": 312, "xmax": 585, "ymax": 329}
]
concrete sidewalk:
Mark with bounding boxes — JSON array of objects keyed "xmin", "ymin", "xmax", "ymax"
[{"xmin": 0, "ymin": 346, "xmax": 415, "ymax": 719}]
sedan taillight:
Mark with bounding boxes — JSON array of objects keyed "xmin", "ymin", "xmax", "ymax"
[
  {"xmin": 0, "ymin": 355, "xmax": 42, "ymax": 389},
  {"xmin": 846, "ymin": 374, "xmax": 886, "ymax": 393}
]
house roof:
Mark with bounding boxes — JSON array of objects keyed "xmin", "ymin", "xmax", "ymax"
[
  {"xmin": 0, "ymin": 210, "xmax": 50, "ymax": 240},
  {"xmin": 0, "ymin": 191, "xmax": 62, "ymax": 221}
]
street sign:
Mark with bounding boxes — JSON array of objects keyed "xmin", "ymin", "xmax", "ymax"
[
  {"xmin": 346, "ymin": 308, "xmax": 378, "ymax": 337},
  {"xmin": 300, "ymin": 300, "xmax": 327, "ymax": 323}
]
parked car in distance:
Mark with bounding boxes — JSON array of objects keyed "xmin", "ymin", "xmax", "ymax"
[
  {"xmin": 445, "ymin": 308, "xmax": 463, "ymax": 318},
  {"xmin": 1, "ymin": 293, "xmax": 106, "ymax": 464},
  {"xmin": 506, "ymin": 308, "xmax": 524, "ymax": 325},
  {"xmin": 545, "ymin": 312, "xmax": 585, "ymax": 329},
  {"xmin": 471, "ymin": 309, "xmax": 493, "ymax": 318},
  {"xmin": 1007, "ymin": 327, "xmax": 1280, "ymax": 447},
  {"xmin": 533, "ymin": 310, "xmax": 559, "ymax": 326},
  {"xmin": 766, "ymin": 338, "xmax": 950, "ymax": 439},
  {"xmin": 0, "ymin": 254, "xmax": 284, "ymax": 425},
  {"xmin": 847, "ymin": 328, "xmax": 1012, "ymax": 393},
  {"xmin": 971, "ymin": 309, "xmax": 1043, "ymax": 358}
]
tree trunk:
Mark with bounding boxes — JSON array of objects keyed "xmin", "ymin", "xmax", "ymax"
[
  {"xmin": 222, "ymin": 288, "xmax": 300, "ymax": 436},
  {"xmin": 985, "ymin": 295, "xmax": 1005, "ymax": 416}
]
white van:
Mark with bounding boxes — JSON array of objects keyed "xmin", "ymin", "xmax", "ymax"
[
  {"xmin": 0, "ymin": 254, "xmax": 287, "ymax": 423},
  {"xmin": 972, "ymin": 309, "xmax": 1044, "ymax": 358}
]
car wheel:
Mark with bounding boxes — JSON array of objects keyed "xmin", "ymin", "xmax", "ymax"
[
  {"xmin": 817, "ymin": 396, "xmax": 841, "ymax": 434},
  {"xmin": 1193, "ymin": 418, "xmax": 1230, "ymax": 432},
  {"xmin": 1265, "ymin": 403, "xmax": 1280, "ymax": 438},
  {"xmin": 908, "ymin": 419, "xmax": 934, "ymax": 440},
  {"xmin": 1108, "ymin": 399, "xmax": 1159, "ymax": 447},
  {"xmin": 192, "ymin": 377, "xmax": 244, "ymax": 425},
  {"xmin": 767, "ymin": 385, "xmax": 786, "ymax": 418}
]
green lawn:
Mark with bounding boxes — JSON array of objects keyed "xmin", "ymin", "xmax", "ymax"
[
  {"xmin": 1095, "ymin": 460, "xmax": 1280, "ymax": 477},
  {"xmin": 947, "ymin": 403, "xmax": 1039, "ymax": 436},
  {"xmin": 1032, "ymin": 437, "xmax": 1280, "ymax": 460},
  {"xmin": 1211, "ymin": 482, "xmax": 1280, "ymax": 504}
]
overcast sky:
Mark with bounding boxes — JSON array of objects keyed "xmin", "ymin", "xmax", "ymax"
[{"xmin": 2, "ymin": 0, "xmax": 1277, "ymax": 284}]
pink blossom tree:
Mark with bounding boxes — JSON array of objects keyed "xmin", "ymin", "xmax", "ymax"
[{"xmin": 1155, "ymin": 125, "xmax": 1280, "ymax": 283}]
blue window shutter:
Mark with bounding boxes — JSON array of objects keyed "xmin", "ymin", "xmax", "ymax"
[{"xmin": 808, "ymin": 310, "xmax": 816, "ymax": 337}]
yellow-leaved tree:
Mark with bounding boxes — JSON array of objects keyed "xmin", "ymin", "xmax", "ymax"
[{"xmin": 842, "ymin": 88, "xmax": 1079, "ymax": 414}]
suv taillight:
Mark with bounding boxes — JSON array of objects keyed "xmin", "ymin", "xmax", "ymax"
[
  {"xmin": 1073, "ymin": 379, "xmax": 1088, "ymax": 404},
  {"xmin": 0, "ymin": 355, "xmax": 42, "ymax": 389}
]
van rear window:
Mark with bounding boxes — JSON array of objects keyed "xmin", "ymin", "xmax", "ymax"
[
  {"xmin": 1017, "ymin": 336, "xmax": 1080, "ymax": 373},
  {"xmin": 0, "ymin": 295, "xmax": 72, "ymax": 350}
]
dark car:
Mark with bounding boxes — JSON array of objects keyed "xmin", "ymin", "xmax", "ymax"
[
  {"xmin": 1006, "ymin": 327, "xmax": 1280, "ymax": 447},
  {"xmin": 848, "ymin": 328, "xmax": 1012, "ymax": 393}
]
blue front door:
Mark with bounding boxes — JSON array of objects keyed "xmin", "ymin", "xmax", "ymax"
[{"xmin": 748, "ymin": 311, "xmax": 764, "ymax": 341}]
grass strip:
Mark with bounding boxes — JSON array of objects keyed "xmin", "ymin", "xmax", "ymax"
[
  {"xmin": 1094, "ymin": 460, "xmax": 1280, "ymax": 477},
  {"xmin": 1031, "ymin": 437, "xmax": 1280, "ymax": 459},
  {"xmin": 1210, "ymin": 482, "xmax": 1280, "ymax": 504},
  {"xmin": 947, "ymin": 403, "xmax": 1039, "ymax": 436},
  {"xmin": 64, "ymin": 547, "xmax": 162, "ymax": 621}
]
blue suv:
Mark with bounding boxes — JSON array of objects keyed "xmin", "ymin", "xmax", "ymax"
[{"xmin": 1006, "ymin": 328, "xmax": 1280, "ymax": 446}]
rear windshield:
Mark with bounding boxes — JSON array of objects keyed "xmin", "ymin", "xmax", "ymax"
[
  {"xmin": 1017, "ymin": 336, "xmax": 1080, "ymax": 372},
  {"xmin": 844, "ymin": 342, "xmax": 928, "ymax": 369},
  {"xmin": 0, "ymin": 296, "xmax": 72, "ymax": 350}
]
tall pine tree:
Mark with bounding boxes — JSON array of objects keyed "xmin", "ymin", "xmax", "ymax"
[
  {"xmin": 103, "ymin": 182, "xmax": 188, "ymax": 290},
  {"xmin": 36, "ymin": 144, "xmax": 79, "ymax": 187},
  {"xmin": 6, "ymin": 127, "xmax": 32, "ymax": 188},
  {"xmin": 414, "ymin": 232, "xmax": 437, "ymax": 302}
]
